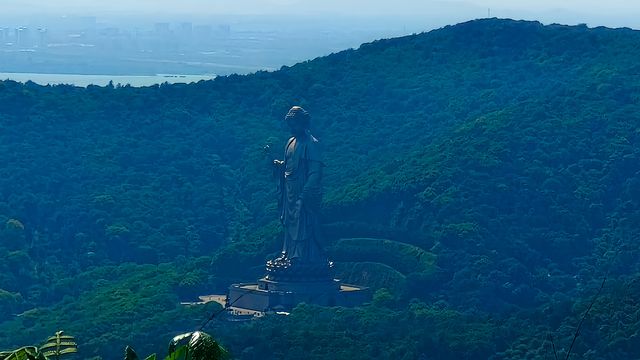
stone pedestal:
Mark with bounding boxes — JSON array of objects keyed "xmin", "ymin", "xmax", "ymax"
[{"xmin": 228, "ymin": 259, "xmax": 369, "ymax": 312}]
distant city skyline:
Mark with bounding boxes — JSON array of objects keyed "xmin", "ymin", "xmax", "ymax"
[
  {"xmin": 0, "ymin": 0, "xmax": 639, "ymax": 30},
  {"xmin": 1, "ymin": 0, "xmax": 639, "ymax": 80}
]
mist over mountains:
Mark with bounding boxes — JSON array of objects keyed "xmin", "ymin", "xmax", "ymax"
[{"xmin": 3, "ymin": 0, "xmax": 640, "ymax": 35}]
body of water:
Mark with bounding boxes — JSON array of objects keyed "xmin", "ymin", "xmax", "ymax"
[{"xmin": 0, "ymin": 72, "xmax": 216, "ymax": 87}]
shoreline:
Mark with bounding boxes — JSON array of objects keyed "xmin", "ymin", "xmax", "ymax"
[{"xmin": 0, "ymin": 72, "xmax": 216, "ymax": 87}]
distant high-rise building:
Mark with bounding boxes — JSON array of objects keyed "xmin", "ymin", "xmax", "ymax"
[
  {"xmin": 194, "ymin": 25, "xmax": 212, "ymax": 38},
  {"xmin": 37, "ymin": 28, "xmax": 48, "ymax": 48},
  {"xmin": 101, "ymin": 27, "xmax": 120, "ymax": 37},
  {"xmin": 217, "ymin": 24, "xmax": 231, "ymax": 36},
  {"xmin": 177, "ymin": 22, "xmax": 193, "ymax": 46},
  {"xmin": 0, "ymin": 28, "xmax": 8, "ymax": 44},
  {"xmin": 154, "ymin": 22, "xmax": 171, "ymax": 36},
  {"xmin": 180, "ymin": 22, "xmax": 193, "ymax": 36},
  {"xmin": 59, "ymin": 15, "xmax": 97, "ymax": 33},
  {"xmin": 16, "ymin": 27, "xmax": 31, "ymax": 48}
]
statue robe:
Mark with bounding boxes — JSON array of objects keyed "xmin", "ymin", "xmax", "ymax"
[{"xmin": 278, "ymin": 131, "xmax": 324, "ymax": 263}]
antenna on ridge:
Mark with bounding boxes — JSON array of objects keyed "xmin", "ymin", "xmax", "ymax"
[{"xmin": 488, "ymin": 8, "xmax": 491, "ymax": 18}]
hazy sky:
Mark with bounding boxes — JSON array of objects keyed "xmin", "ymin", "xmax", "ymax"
[{"xmin": 2, "ymin": 0, "xmax": 639, "ymax": 29}]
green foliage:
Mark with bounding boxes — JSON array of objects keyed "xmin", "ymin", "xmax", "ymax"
[
  {"xmin": 371, "ymin": 288, "xmax": 395, "ymax": 308},
  {"xmin": 167, "ymin": 332, "xmax": 229, "ymax": 360},
  {"xmin": 0, "ymin": 219, "xmax": 26, "ymax": 251},
  {"xmin": 330, "ymin": 238, "xmax": 436, "ymax": 274},
  {"xmin": 211, "ymin": 301, "xmax": 496, "ymax": 359},
  {"xmin": 330, "ymin": 238, "xmax": 437, "ymax": 295},
  {"xmin": 333, "ymin": 262, "xmax": 406, "ymax": 293},
  {"xmin": 0, "ymin": 263, "xmax": 221, "ymax": 359},
  {"xmin": 0, "ymin": 332, "xmax": 76, "ymax": 360},
  {"xmin": 0, "ymin": 347, "xmax": 39, "ymax": 360},
  {"xmin": 0, "ymin": 289, "xmax": 23, "ymax": 318},
  {"xmin": 126, "ymin": 331, "xmax": 228, "ymax": 360}
]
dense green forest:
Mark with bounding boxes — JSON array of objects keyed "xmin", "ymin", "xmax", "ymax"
[{"xmin": 1, "ymin": 18, "xmax": 640, "ymax": 359}]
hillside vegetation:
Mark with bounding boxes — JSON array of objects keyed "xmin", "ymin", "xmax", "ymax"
[{"xmin": 1, "ymin": 18, "xmax": 639, "ymax": 359}]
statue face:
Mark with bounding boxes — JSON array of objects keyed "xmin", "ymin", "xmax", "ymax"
[
  {"xmin": 286, "ymin": 118, "xmax": 307, "ymax": 135},
  {"xmin": 284, "ymin": 106, "xmax": 310, "ymax": 136}
]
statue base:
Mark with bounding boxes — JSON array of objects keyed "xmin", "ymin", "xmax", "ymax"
[
  {"xmin": 228, "ymin": 258, "xmax": 369, "ymax": 312},
  {"xmin": 265, "ymin": 257, "xmax": 335, "ymax": 282}
]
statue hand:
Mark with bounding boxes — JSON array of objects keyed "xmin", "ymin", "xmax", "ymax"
[{"xmin": 263, "ymin": 144, "xmax": 274, "ymax": 161}]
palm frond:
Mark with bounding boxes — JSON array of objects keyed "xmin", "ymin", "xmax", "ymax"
[
  {"xmin": 39, "ymin": 331, "xmax": 77, "ymax": 360},
  {"xmin": 165, "ymin": 345, "xmax": 187, "ymax": 360},
  {"xmin": 40, "ymin": 343, "xmax": 77, "ymax": 352},
  {"xmin": 165, "ymin": 332, "xmax": 229, "ymax": 360},
  {"xmin": 41, "ymin": 349, "xmax": 77, "ymax": 358},
  {"xmin": 4, "ymin": 347, "xmax": 38, "ymax": 360}
]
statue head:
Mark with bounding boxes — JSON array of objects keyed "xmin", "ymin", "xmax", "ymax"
[{"xmin": 285, "ymin": 106, "xmax": 310, "ymax": 135}]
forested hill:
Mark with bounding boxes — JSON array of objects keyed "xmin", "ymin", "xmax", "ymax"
[{"xmin": 1, "ymin": 18, "xmax": 640, "ymax": 359}]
